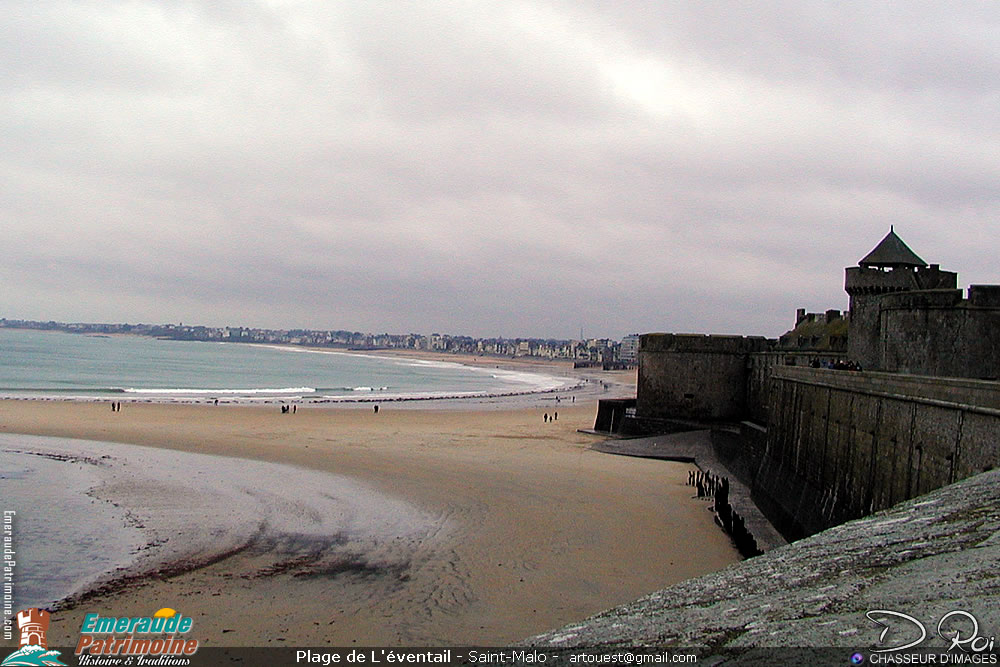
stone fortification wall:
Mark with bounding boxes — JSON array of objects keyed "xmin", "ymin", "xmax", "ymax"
[
  {"xmin": 637, "ymin": 334, "xmax": 769, "ymax": 421},
  {"xmin": 758, "ymin": 366, "xmax": 1000, "ymax": 538},
  {"xmin": 746, "ymin": 352, "xmax": 783, "ymax": 424},
  {"xmin": 878, "ymin": 286, "xmax": 1000, "ymax": 380},
  {"xmin": 629, "ymin": 333, "xmax": 1000, "ymax": 539}
]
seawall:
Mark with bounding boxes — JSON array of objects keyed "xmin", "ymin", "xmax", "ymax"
[
  {"xmin": 634, "ymin": 334, "xmax": 1000, "ymax": 541},
  {"xmin": 759, "ymin": 366, "xmax": 1000, "ymax": 538}
]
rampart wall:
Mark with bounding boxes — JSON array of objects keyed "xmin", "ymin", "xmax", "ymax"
[
  {"xmin": 756, "ymin": 366, "xmax": 1000, "ymax": 537},
  {"xmin": 878, "ymin": 286, "xmax": 1000, "ymax": 380},
  {"xmin": 637, "ymin": 334, "xmax": 769, "ymax": 421},
  {"xmin": 632, "ymin": 273, "xmax": 1000, "ymax": 540}
]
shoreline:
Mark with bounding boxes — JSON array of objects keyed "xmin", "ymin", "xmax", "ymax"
[
  {"xmin": 0, "ymin": 341, "xmax": 633, "ymax": 408},
  {"xmin": 2, "ymin": 434, "xmax": 438, "ymax": 616},
  {"xmin": 0, "ymin": 393, "xmax": 740, "ymax": 647}
]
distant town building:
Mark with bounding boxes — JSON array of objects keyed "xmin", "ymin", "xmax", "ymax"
[
  {"xmin": 0, "ymin": 319, "xmax": 628, "ymax": 365},
  {"xmin": 620, "ymin": 334, "xmax": 640, "ymax": 363}
]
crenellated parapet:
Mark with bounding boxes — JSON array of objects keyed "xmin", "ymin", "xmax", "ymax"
[{"xmin": 844, "ymin": 263, "xmax": 956, "ymax": 296}]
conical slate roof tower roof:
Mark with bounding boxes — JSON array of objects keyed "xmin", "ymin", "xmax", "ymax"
[{"xmin": 859, "ymin": 227, "xmax": 927, "ymax": 268}]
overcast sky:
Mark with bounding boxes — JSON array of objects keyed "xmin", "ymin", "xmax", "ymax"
[{"xmin": 3, "ymin": 1, "xmax": 997, "ymax": 340}]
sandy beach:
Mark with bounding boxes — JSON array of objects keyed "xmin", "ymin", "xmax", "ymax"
[{"xmin": 0, "ymin": 361, "xmax": 740, "ymax": 647}]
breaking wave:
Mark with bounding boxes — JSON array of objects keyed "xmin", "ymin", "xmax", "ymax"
[{"xmin": 120, "ymin": 387, "xmax": 317, "ymax": 395}]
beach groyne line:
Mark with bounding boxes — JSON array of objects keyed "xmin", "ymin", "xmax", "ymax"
[{"xmin": 591, "ymin": 431, "xmax": 786, "ymax": 553}]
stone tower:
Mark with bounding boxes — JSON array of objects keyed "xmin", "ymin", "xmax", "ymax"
[
  {"xmin": 844, "ymin": 228, "xmax": 957, "ymax": 370},
  {"xmin": 17, "ymin": 608, "xmax": 50, "ymax": 649}
]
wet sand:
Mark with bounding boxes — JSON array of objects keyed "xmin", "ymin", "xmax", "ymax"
[{"xmin": 0, "ymin": 378, "xmax": 740, "ymax": 646}]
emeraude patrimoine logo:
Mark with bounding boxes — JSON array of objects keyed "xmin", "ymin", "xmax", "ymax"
[
  {"xmin": 74, "ymin": 607, "xmax": 200, "ymax": 657},
  {"xmin": 2, "ymin": 608, "xmax": 65, "ymax": 667}
]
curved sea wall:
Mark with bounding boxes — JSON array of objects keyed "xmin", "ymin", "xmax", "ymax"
[{"xmin": 525, "ymin": 468, "xmax": 1000, "ymax": 655}]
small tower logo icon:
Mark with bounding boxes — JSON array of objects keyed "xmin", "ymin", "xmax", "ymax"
[
  {"xmin": 1, "ymin": 608, "xmax": 64, "ymax": 666},
  {"xmin": 16, "ymin": 609, "xmax": 49, "ymax": 649}
]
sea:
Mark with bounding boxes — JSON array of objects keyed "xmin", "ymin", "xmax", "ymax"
[{"xmin": 0, "ymin": 328, "xmax": 578, "ymax": 403}]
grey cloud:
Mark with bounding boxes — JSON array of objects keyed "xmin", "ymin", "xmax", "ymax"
[{"xmin": 1, "ymin": 1, "xmax": 997, "ymax": 339}]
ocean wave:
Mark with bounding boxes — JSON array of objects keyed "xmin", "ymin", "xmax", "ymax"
[
  {"xmin": 121, "ymin": 387, "xmax": 317, "ymax": 395},
  {"xmin": 0, "ymin": 378, "xmax": 589, "ymax": 405}
]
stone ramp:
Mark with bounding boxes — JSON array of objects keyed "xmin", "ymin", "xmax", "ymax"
[
  {"xmin": 524, "ymin": 469, "xmax": 1000, "ymax": 656},
  {"xmin": 592, "ymin": 431, "xmax": 786, "ymax": 552}
]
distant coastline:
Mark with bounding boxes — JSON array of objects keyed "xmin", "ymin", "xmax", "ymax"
[
  {"xmin": 0, "ymin": 327, "xmax": 633, "ymax": 408},
  {"xmin": 0, "ymin": 317, "xmax": 633, "ymax": 368}
]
